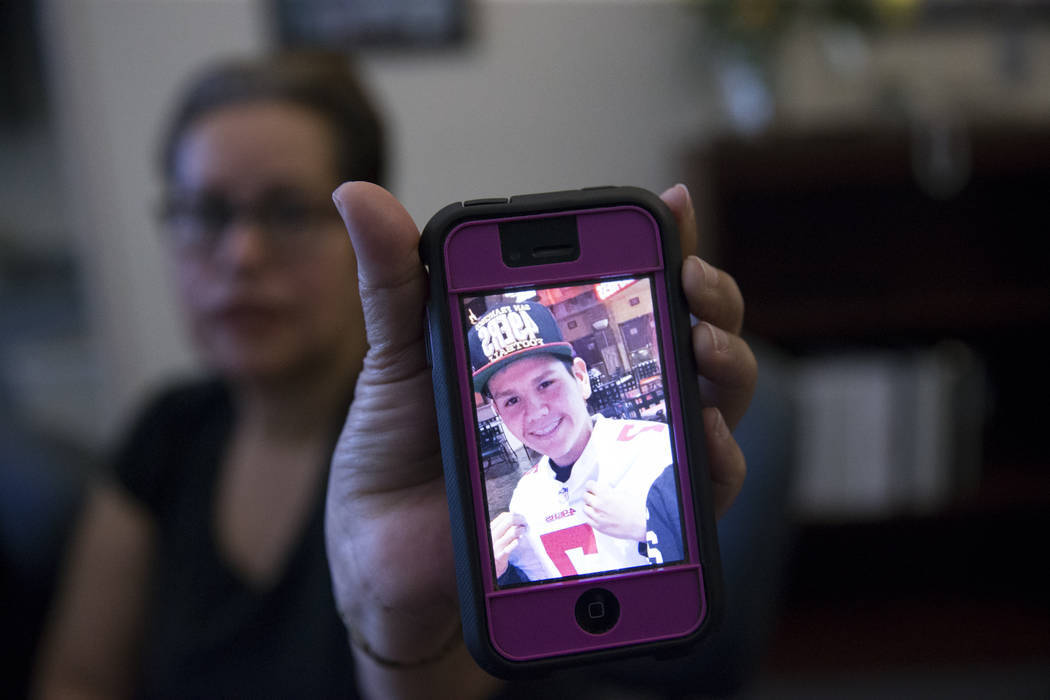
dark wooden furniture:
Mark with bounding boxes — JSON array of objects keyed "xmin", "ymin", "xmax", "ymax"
[{"xmin": 686, "ymin": 126, "xmax": 1050, "ymax": 675}]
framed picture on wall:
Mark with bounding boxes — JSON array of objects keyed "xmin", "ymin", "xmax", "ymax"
[{"xmin": 271, "ymin": 0, "xmax": 468, "ymax": 49}]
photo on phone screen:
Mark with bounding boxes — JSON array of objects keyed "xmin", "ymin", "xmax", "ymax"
[{"xmin": 461, "ymin": 276, "xmax": 686, "ymax": 589}]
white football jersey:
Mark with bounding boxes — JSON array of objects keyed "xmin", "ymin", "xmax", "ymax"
[{"xmin": 506, "ymin": 415, "xmax": 673, "ymax": 582}]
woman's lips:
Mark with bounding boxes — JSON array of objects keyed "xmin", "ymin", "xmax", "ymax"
[{"xmin": 210, "ymin": 302, "xmax": 284, "ymax": 333}]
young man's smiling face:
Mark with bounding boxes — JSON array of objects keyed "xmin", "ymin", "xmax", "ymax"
[{"xmin": 488, "ymin": 354, "xmax": 593, "ymax": 466}]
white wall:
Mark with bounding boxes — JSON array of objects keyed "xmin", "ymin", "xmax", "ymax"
[
  {"xmin": 774, "ymin": 22, "xmax": 1050, "ymax": 130},
  {"xmin": 0, "ymin": 124, "xmax": 67, "ymax": 255},
  {"xmin": 41, "ymin": 0, "xmax": 268, "ymax": 444},
  {"xmin": 37, "ymin": 1, "xmax": 1050, "ymax": 449},
  {"xmin": 40, "ymin": 0, "xmax": 714, "ymax": 447},
  {"xmin": 361, "ymin": 2, "xmax": 715, "ymax": 227}
]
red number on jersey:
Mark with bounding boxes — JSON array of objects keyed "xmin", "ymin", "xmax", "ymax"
[
  {"xmin": 616, "ymin": 423, "xmax": 665, "ymax": 442},
  {"xmin": 539, "ymin": 523, "xmax": 597, "ymax": 576}
]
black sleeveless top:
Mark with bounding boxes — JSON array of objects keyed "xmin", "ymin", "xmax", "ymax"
[{"xmin": 113, "ymin": 381, "xmax": 357, "ymax": 699}]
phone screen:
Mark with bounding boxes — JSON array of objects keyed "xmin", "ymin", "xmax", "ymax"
[{"xmin": 460, "ymin": 275, "xmax": 686, "ymax": 589}]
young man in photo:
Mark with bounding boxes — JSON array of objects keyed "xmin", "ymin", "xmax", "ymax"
[{"xmin": 472, "ymin": 300, "xmax": 682, "ymax": 585}]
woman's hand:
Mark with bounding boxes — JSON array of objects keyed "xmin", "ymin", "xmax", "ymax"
[
  {"xmin": 324, "ymin": 182, "xmax": 756, "ymax": 697},
  {"xmin": 326, "ymin": 183, "xmax": 460, "ymax": 670},
  {"xmin": 661, "ymin": 184, "xmax": 756, "ymax": 518}
]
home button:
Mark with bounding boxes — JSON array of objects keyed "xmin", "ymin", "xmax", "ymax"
[{"xmin": 574, "ymin": 588, "xmax": 620, "ymax": 634}]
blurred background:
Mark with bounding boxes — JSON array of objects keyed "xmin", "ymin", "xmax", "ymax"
[{"xmin": 2, "ymin": 0, "xmax": 1048, "ymax": 698}]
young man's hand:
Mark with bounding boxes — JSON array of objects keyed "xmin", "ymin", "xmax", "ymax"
[
  {"xmin": 582, "ymin": 480, "xmax": 647, "ymax": 542},
  {"xmin": 489, "ymin": 512, "xmax": 525, "ymax": 578}
]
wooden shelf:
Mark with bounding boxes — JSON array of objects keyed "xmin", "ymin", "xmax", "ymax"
[
  {"xmin": 687, "ymin": 126, "xmax": 1050, "ymax": 674},
  {"xmin": 741, "ymin": 287, "xmax": 1050, "ymax": 343},
  {"xmin": 765, "ymin": 507, "xmax": 1050, "ymax": 672},
  {"xmin": 766, "ymin": 597, "xmax": 1050, "ymax": 672},
  {"xmin": 687, "ymin": 125, "xmax": 1050, "ymax": 346},
  {"xmin": 686, "ymin": 126, "xmax": 1049, "ymax": 499}
]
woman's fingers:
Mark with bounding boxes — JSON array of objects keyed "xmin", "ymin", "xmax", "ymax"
[
  {"xmin": 332, "ymin": 181, "xmax": 427, "ymax": 376},
  {"xmin": 681, "ymin": 254, "xmax": 745, "ymax": 336},
  {"xmin": 691, "ymin": 319, "xmax": 757, "ymax": 431},
  {"xmin": 703, "ymin": 407, "xmax": 747, "ymax": 519},
  {"xmin": 660, "ymin": 183, "xmax": 699, "ymax": 261}
]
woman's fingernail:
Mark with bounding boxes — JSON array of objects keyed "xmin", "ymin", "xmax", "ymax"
[
  {"xmin": 675, "ymin": 183, "xmax": 695, "ymax": 217},
  {"xmin": 704, "ymin": 321, "xmax": 729, "ymax": 353},
  {"xmin": 684, "ymin": 255, "xmax": 703, "ymax": 286},
  {"xmin": 331, "ymin": 182, "xmax": 354, "ymax": 217},
  {"xmin": 710, "ymin": 408, "xmax": 729, "ymax": 439},
  {"xmin": 661, "ymin": 182, "xmax": 692, "ymax": 209},
  {"xmin": 698, "ymin": 258, "xmax": 719, "ymax": 289}
]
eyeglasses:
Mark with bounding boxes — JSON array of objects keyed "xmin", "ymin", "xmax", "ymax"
[{"xmin": 159, "ymin": 190, "xmax": 341, "ymax": 254}]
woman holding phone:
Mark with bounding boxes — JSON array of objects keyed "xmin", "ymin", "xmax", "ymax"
[{"xmin": 34, "ymin": 51, "xmax": 755, "ymax": 699}]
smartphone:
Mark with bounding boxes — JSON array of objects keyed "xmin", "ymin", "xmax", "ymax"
[{"xmin": 420, "ymin": 187, "xmax": 722, "ymax": 677}]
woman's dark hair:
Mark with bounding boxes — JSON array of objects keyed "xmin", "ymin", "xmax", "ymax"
[{"xmin": 159, "ymin": 51, "xmax": 386, "ymax": 186}]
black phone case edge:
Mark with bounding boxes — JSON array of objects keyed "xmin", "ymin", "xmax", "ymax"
[{"xmin": 419, "ymin": 186, "xmax": 724, "ymax": 678}]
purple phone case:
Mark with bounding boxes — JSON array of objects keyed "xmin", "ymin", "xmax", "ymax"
[{"xmin": 421, "ymin": 188, "xmax": 721, "ymax": 676}]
